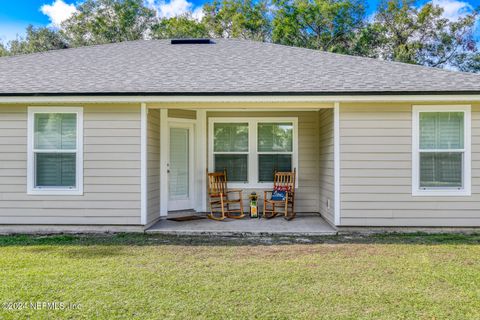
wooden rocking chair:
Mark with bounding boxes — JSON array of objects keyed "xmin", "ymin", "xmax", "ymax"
[
  {"xmin": 207, "ymin": 170, "xmax": 245, "ymax": 221},
  {"xmin": 263, "ymin": 169, "xmax": 296, "ymax": 220}
]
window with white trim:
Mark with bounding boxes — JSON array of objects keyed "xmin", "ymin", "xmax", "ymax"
[
  {"xmin": 412, "ymin": 105, "xmax": 471, "ymax": 196},
  {"xmin": 212, "ymin": 122, "xmax": 249, "ymax": 182},
  {"xmin": 209, "ymin": 118, "xmax": 298, "ymax": 188},
  {"xmin": 28, "ymin": 107, "xmax": 83, "ymax": 195},
  {"xmin": 257, "ymin": 122, "xmax": 294, "ymax": 182}
]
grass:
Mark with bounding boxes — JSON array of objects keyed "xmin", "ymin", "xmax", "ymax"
[{"xmin": 0, "ymin": 233, "xmax": 480, "ymax": 319}]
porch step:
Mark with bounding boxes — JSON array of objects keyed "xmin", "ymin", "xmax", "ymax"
[{"xmin": 146, "ymin": 214, "xmax": 337, "ymax": 236}]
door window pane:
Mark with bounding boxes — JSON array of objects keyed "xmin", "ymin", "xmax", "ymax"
[
  {"xmin": 169, "ymin": 128, "xmax": 189, "ymax": 199},
  {"xmin": 420, "ymin": 112, "xmax": 464, "ymax": 149},
  {"xmin": 35, "ymin": 153, "xmax": 76, "ymax": 187},
  {"xmin": 420, "ymin": 152, "xmax": 462, "ymax": 188},
  {"xmin": 258, "ymin": 154, "xmax": 292, "ymax": 182},
  {"xmin": 258, "ymin": 123, "xmax": 293, "ymax": 152},
  {"xmin": 214, "ymin": 154, "xmax": 248, "ymax": 182},
  {"xmin": 214, "ymin": 123, "xmax": 248, "ymax": 152},
  {"xmin": 35, "ymin": 113, "xmax": 77, "ymax": 150}
]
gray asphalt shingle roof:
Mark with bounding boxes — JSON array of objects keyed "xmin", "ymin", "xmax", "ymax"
[{"xmin": 0, "ymin": 38, "xmax": 480, "ymax": 95}]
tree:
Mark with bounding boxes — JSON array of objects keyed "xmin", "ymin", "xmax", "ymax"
[
  {"xmin": 202, "ymin": 0, "xmax": 271, "ymax": 41},
  {"xmin": 61, "ymin": 0, "xmax": 156, "ymax": 46},
  {"xmin": 0, "ymin": 43, "xmax": 8, "ymax": 57},
  {"xmin": 271, "ymin": 0, "xmax": 366, "ymax": 54},
  {"xmin": 6, "ymin": 25, "xmax": 68, "ymax": 56},
  {"xmin": 348, "ymin": 23, "xmax": 385, "ymax": 58},
  {"xmin": 370, "ymin": 0, "xmax": 479, "ymax": 71},
  {"xmin": 151, "ymin": 15, "xmax": 209, "ymax": 39},
  {"xmin": 457, "ymin": 52, "xmax": 480, "ymax": 73}
]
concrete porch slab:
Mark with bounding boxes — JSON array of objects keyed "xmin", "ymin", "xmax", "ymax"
[{"xmin": 146, "ymin": 213, "xmax": 337, "ymax": 236}]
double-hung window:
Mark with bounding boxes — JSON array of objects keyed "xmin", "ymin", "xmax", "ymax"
[
  {"xmin": 257, "ymin": 123, "xmax": 294, "ymax": 182},
  {"xmin": 212, "ymin": 122, "xmax": 249, "ymax": 182},
  {"xmin": 412, "ymin": 105, "xmax": 471, "ymax": 196},
  {"xmin": 209, "ymin": 118, "xmax": 298, "ymax": 188},
  {"xmin": 28, "ymin": 107, "xmax": 83, "ymax": 195}
]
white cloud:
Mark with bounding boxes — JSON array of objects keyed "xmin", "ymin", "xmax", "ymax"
[
  {"xmin": 159, "ymin": 0, "xmax": 192, "ymax": 18},
  {"xmin": 146, "ymin": 0, "xmax": 203, "ymax": 20},
  {"xmin": 430, "ymin": 0, "xmax": 480, "ymax": 40},
  {"xmin": 192, "ymin": 6, "xmax": 204, "ymax": 21},
  {"xmin": 430, "ymin": 0, "xmax": 473, "ymax": 21},
  {"xmin": 40, "ymin": 0, "xmax": 77, "ymax": 27}
]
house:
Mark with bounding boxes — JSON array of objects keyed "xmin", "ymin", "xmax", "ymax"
[{"xmin": 1, "ymin": 38, "xmax": 480, "ymax": 232}]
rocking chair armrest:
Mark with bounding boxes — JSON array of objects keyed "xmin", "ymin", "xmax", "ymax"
[{"xmin": 209, "ymin": 192, "xmax": 225, "ymax": 198}]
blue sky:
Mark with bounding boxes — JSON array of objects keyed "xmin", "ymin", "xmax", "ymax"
[{"xmin": 0, "ymin": 0, "xmax": 478, "ymax": 42}]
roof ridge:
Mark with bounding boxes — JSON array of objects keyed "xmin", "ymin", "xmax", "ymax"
[
  {"xmin": 0, "ymin": 39, "xmax": 154, "ymax": 60},
  {"xmin": 232, "ymin": 39, "xmax": 480, "ymax": 77},
  {"xmin": 1, "ymin": 37, "xmax": 478, "ymax": 77},
  {"xmin": 319, "ymin": 50, "xmax": 480, "ymax": 77}
]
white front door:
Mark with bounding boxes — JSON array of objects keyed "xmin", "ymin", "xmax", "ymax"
[{"xmin": 168, "ymin": 122, "xmax": 194, "ymax": 211}]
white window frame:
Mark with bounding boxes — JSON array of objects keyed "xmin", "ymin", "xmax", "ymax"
[
  {"xmin": 208, "ymin": 117, "xmax": 298, "ymax": 189},
  {"xmin": 27, "ymin": 106, "xmax": 84, "ymax": 195},
  {"xmin": 412, "ymin": 105, "xmax": 471, "ymax": 196}
]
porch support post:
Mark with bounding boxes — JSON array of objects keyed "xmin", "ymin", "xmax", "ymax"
[
  {"xmin": 159, "ymin": 108, "xmax": 169, "ymax": 216},
  {"xmin": 334, "ymin": 102, "xmax": 341, "ymax": 226},
  {"xmin": 196, "ymin": 110, "xmax": 207, "ymax": 212},
  {"xmin": 140, "ymin": 103, "xmax": 147, "ymax": 225}
]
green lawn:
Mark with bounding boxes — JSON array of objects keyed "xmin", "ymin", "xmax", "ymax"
[{"xmin": 1, "ymin": 233, "xmax": 480, "ymax": 319}]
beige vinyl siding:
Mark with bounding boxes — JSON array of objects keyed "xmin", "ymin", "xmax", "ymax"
[
  {"xmin": 147, "ymin": 109, "xmax": 160, "ymax": 224},
  {"xmin": 168, "ymin": 109, "xmax": 197, "ymax": 119},
  {"xmin": 0, "ymin": 104, "xmax": 141, "ymax": 225},
  {"xmin": 318, "ymin": 109, "xmax": 334, "ymax": 224},
  {"xmin": 340, "ymin": 102, "xmax": 480, "ymax": 227},
  {"xmin": 207, "ymin": 111, "xmax": 320, "ymax": 212}
]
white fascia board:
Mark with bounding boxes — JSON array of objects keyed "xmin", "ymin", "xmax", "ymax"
[{"xmin": 1, "ymin": 94, "xmax": 480, "ymax": 104}]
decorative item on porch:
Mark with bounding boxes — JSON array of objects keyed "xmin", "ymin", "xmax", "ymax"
[
  {"xmin": 207, "ymin": 170, "xmax": 245, "ymax": 221},
  {"xmin": 263, "ymin": 169, "xmax": 296, "ymax": 220},
  {"xmin": 249, "ymin": 192, "xmax": 259, "ymax": 218}
]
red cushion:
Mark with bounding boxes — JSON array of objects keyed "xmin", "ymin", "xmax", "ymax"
[{"xmin": 274, "ymin": 185, "xmax": 292, "ymax": 192}]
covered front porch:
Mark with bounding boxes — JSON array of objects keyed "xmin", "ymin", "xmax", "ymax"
[{"xmin": 142, "ymin": 102, "xmax": 337, "ymax": 232}]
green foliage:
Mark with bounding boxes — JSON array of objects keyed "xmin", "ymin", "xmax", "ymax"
[
  {"xmin": 272, "ymin": 0, "xmax": 366, "ymax": 53},
  {"xmin": 1, "ymin": 233, "xmax": 480, "ymax": 318},
  {"xmin": 0, "ymin": 43, "xmax": 8, "ymax": 57},
  {"xmin": 349, "ymin": 23, "xmax": 384, "ymax": 57},
  {"xmin": 458, "ymin": 52, "xmax": 480, "ymax": 73},
  {"xmin": 370, "ymin": 0, "xmax": 479, "ymax": 71},
  {"xmin": 151, "ymin": 15, "xmax": 209, "ymax": 39},
  {"xmin": 203, "ymin": 0, "xmax": 271, "ymax": 41},
  {"xmin": 61, "ymin": 0, "xmax": 156, "ymax": 46},
  {"xmin": 6, "ymin": 25, "xmax": 68, "ymax": 56}
]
